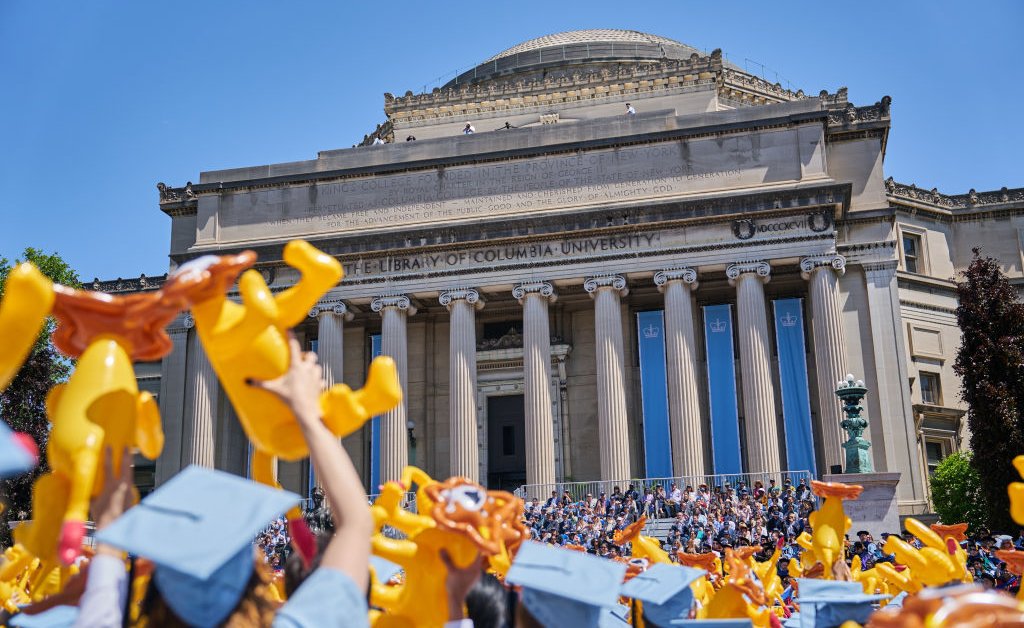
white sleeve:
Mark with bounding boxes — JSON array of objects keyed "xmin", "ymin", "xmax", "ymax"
[
  {"xmin": 73, "ymin": 554, "xmax": 128, "ymax": 628},
  {"xmin": 444, "ymin": 621, "xmax": 474, "ymax": 628}
]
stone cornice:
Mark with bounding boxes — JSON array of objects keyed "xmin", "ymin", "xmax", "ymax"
[
  {"xmin": 90, "ymin": 273, "xmax": 167, "ymax": 293},
  {"xmin": 175, "ymin": 183, "xmax": 851, "ymax": 268},
  {"xmin": 899, "ymin": 299, "xmax": 957, "ymax": 316},
  {"xmin": 385, "ymin": 54, "xmax": 726, "ymax": 117},
  {"xmin": 584, "ymin": 274, "xmax": 628, "ymax": 297},
  {"xmin": 886, "ymin": 178, "xmax": 1024, "ymax": 218}
]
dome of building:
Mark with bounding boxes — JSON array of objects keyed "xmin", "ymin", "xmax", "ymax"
[
  {"xmin": 483, "ymin": 29, "xmax": 695, "ymax": 63},
  {"xmin": 444, "ymin": 28, "xmax": 737, "ymax": 89}
]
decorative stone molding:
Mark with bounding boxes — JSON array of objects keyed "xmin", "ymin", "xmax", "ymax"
[
  {"xmin": 825, "ymin": 96, "xmax": 891, "ymax": 126},
  {"xmin": 512, "ymin": 281, "xmax": 556, "ymax": 303},
  {"xmin": 309, "ymin": 300, "xmax": 354, "ymax": 321},
  {"xmin": 861, "ymin": 260, "xmax": 899, "ymax": 274},
  {"xmin": 90, "ymin": 273, "xmax": 167, "ymax": 293},
  {"xmin": 157, "ymin": 181, "xmax": 197, "ymax": 204},
  {"xmin": 885, "ymin": 177, "xmax": 1024, "ymax": 209},
  {"xmin": 370, "ymin": 295, "xmax": 417, "ymax": 316},
  {"xmin": 654, "ymin": 268, "xmax": 698, "ymax": 292},
  {"xmin": 800, "ymin": 254, "xmax": 846, "ymax": 280},
  {"xmin": 726, "ymin": 261, "xmax": 771, "ymax": 285},
  {"xmin": 439, "ymin": 288, "xmax": 484, "ymax": 310},
  {"xmin": 584, "ymin": 275, "xmax": 628, "ymax": 297}
]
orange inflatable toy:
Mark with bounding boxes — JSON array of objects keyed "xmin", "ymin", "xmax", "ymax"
[
  {"xmin": 19, "ymin": 262, "xmax": 215, "ymax": 566},
  {"xmin": 809, "ymin": 480, "xmax": 863, "ymax": 579},
  {"xmin": 369, "ymin": 467, "xmax": 527, "ymax": 627},
  {"xmin": 177, "ymin": 241, "xmax": 402, "ymax": 560}
]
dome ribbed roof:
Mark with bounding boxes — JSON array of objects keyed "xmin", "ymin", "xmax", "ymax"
[
  {"xmin": 484, "ymin": 29, "xmax": 693, "ymax": 63},
  {"xmin": 444, "ymin": 29, "xmax": 728, "ymax": 89}
]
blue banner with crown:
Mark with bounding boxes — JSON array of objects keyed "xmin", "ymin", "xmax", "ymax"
[
  {"xmin": 772, "ymin": 298, "xmax": 816, "ymax": 474},
  {"xmin": 703, "ymin": 304, "xmax": 743, "ymax": 474},
  {"xmin": 370, "ymin": 333, "xmax": 383, "ymax": 491},
  {"xmin": 636, "ymin": 310, "xmax": 672, "ymax": 478}
]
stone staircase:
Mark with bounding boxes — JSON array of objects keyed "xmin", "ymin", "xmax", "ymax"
[{"xmin": 642, "ymin": 517, "xmax": 676, "ymax": 543}]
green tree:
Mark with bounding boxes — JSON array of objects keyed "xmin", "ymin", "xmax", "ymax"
[
  {"xmin": 929, "ymin": 451, "xmax": 986, "ymax": 532},
  {"xmin": 954, "ymin": 249, "xmax": 1024, "ymax": 532},
  {"xmin": 0, "ymin": 248, "xmax": 79, "ymax": 547}
]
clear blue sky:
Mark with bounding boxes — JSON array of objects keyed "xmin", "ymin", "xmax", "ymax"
[{"xmin": 2, "ymin": 1, "xmax": 1021, "ymax": 281}]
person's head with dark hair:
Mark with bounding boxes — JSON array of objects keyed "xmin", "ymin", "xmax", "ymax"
[
  {"xmin": 465, "ymin": 573, "xmax": 512, "ymax": 628},
  {"xmin": 284, "ymin": 532, "xmax": 331, "ymax": 597}
]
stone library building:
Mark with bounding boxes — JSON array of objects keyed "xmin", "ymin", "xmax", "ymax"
[{"xmin": 105, "ymin": 29, "xmax": 1024, "ymax": 517}]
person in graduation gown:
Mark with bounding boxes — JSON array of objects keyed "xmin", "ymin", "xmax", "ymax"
[{"xmin": 76, "ymin": 336, "xmax": 374, "ymax": 627}]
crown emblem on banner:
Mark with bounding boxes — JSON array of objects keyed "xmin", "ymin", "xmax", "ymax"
[
  {"xmin": 709, "ymin": 318, "xmax": 727, "ymax": 333},
  {"xmin": 780, "ymin": 312, "xmax": 798, "ymax": 327},
  {"xmin": 643, "ymin": 323, "xmax": 660, "ymax": 339}
]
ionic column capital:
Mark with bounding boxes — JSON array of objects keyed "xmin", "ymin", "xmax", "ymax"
[
  {"xmin": 439, "ymin": 288, "xmax": 484, "ymax": 311},
  {"xmin": 726, "ymin": 261, "xmax": 771, "ymax": 286},
  {"xmin": 654, "ymin": 268, "xmax": 699, "ymax": 292},
  {"xmin": 800, "ymin": 254, "xmax": 846, "ymax": 280},
  {"xmin": 513, "ymin": 281, "xmax": 557, "ymax": 304},
  {"xmin": 309, "ymin": 300, "xmax": 354, "ymax": 321},
  {"xmin": 370, "ymin": 295, "xmax": 417, "ymax": 316},
  {"xmin": 180, "ymin": 313, "xmax": 195, "ymax": 330},
  {"xmin": 584, "ymin": 274, "xmax": 628, "ymax": 298}
]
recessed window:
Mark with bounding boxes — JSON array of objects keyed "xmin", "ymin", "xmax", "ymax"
[
  {"xmin": 919, "ymin": 371, "xmax": 942, "ymax": 405},
  {"xmin": 925, "ymin": 440, "xmax": 948, "ymax": 476},
  {"xmin": 902, "ymin": 232, "xmax": 922, "ymax": 273}
]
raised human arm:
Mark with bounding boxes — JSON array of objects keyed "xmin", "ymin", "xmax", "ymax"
[{"xmin": 249, "ymin": 337, "xmax": 373, "ymax": 591}]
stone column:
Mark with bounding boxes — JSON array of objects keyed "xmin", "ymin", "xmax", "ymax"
[
  {"xmin": 654, "ymin": 268, "xmax": 707, "ymax": 477},
  {"xmin": 584, "ymin": 275, "xmax": 632, "ymax": 481},
  {"xmin": 310, "ymin": 300, "xmax": 353, "ymax": 388},
  {"xmin": 183, "ymin": 315, "xmax": 217, "ymax": 469},
  {"xmin": 440, "ymin": 289, "xmax": 483, "ymax": 481},
  {"xmin": 512, "ymin": 282, "xmax": 557, "ymax": 488},
  {"xmin": 371, "ymin": 295, "xmax": 416, "ymax": 483},
  {"xmin": 155, "ymin": 322, "xmax": 189, "ymax": 485},
  {"xmin": 800, "ymin": 254, "xmax": 849, "ymax": 472},
  {"xmin": 727, "ymin": 261, "xmax": 780, "ymax": 474}
]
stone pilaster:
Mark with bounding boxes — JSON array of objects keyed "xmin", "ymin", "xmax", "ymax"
[
  {"xmin": 583, "ymin": 275, "xmax": 632, "ymax": 481},
  {"xmin": 800, "ymin": 254, "xmax": 849, "ymax": 472},
  {"xmin": 862, "ymin": 261, "xmax": 926, "ymax": 505},
  {"xmin": 727, "ymin": 261, "xmax": 780, "ymax": 474},
  {"xmin": 309, "ymin": 300, "xmax": 353, "ymax": 388},
  {"xmin": 512, "ymin": 282, "xmax": 557, "ymax": 488},
  {"xmin": 371, "ymin": 295, "xmax": 416, "ymax": 483},
  {"xmin": 440, "ymin": 289, "xmax": 483, "ymax": 481},
  {"xmin": 183, "ymin": 315, "xmax": 216, "ymax": 469},
  {"xmin": 654, "ymin": 268, "xmax": 707, "ymax": 477},
  {"xmin": 156, "ymin": 322, "xmax": 190, "ymax": 485}
]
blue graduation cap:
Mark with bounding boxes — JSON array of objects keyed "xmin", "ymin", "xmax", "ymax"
[
  {"xmin": 620, "ymin": 563, "xmax": 705, "ymax": 626},
  {"xmin": 600, "ymin": 603, "xmax": 631, "ymax": 627},
  {"xmin": 8, "ymin": 605, "xmax": 77, "ymax": 628},
  {"xmin": 670, "ymin": 620, "xmax": 753, "ymax": 627},
  {"xmin": 505, "ymin": 541, "xmax": 626, "ymax": 628},
  {"xmin": 794, "ymin": 579, "xmax": 889, "ymax": 628},
  {"xmin": 95, "ymin": 466, "xmax": 300, "ymax": 628},
  {"xmin": 369, "ymin": 555, "xmax": 402, "ymax": 583},
  {"xmin": 0, "ymin": 421, "xmax": 36, "ymax": 478}
]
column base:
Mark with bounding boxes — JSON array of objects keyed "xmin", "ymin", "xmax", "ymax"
[{"xmin": 822, "ymin": 471, "xmax": 901, "ymax": 538}]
